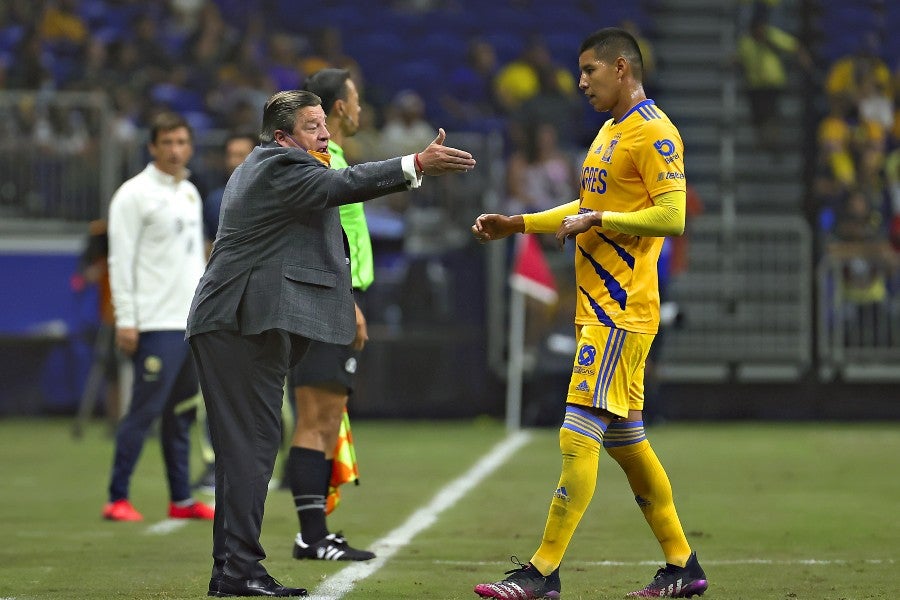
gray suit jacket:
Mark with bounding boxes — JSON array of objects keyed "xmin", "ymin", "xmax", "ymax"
[{"xmin": 186, "ymin": 143, "xmax": 410, "ymax": 345}]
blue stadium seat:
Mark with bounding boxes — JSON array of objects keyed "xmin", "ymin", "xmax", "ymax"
[
  {"xmin": 0, "ymin": 25, "xmax": 24, "ymax": 53},
  {"xmin": 419, "ymin": 32, "xmax": 468, "ymax": 68},
  {"xmin": 482, "ymin": 32, "xmax": 523, "ymax": 64},
  {"xmin": 543, "ymin": 32, "xmax": 580, "ymax": 65},
  {"xmin": 345, "ymin": 32, "xmax": 409, "ymax": 75},
  {"xmin": 150, "ymin": 84, "xmax": 205, "ymax": 114}
]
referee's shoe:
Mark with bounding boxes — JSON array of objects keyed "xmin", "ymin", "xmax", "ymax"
[{"xmin": 292, "ymin": 532, "xmax": 375, "ymax": 561}]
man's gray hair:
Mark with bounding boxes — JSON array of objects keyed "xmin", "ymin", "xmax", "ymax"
[{"xmin": 259, "ymin": 90, "xmax": 322, "ymax": 142}]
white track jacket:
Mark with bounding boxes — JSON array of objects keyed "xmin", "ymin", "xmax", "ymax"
[{"xmin": 107, "ymin": 163, "xmax": 205, "ymax": 332}]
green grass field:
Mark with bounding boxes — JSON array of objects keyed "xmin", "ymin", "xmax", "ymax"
[{"xmin": 1, "ymin": 417, "xmax": 898, "ymax": 599}]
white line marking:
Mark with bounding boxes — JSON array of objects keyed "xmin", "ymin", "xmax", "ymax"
[
  {"xmin": 308, "ymin": 431, "xmax": 533, "ymax": 600},
  {"xmin": 145, "ymin": 519, "xmax": 187, "ymax": 535}
]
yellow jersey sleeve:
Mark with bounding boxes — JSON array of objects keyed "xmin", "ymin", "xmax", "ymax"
[
  {"xmin": 602, "ymin": 190, "xmax": 685, "ymax": 237},
  {"xmin": 522, "ymin": 199, "xmax": 581, "ymax": 234}
]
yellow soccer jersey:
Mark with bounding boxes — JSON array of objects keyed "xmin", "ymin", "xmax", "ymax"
[{"xmin": 575, "ymin": 99, "xmax": 686, "ymax": 334}]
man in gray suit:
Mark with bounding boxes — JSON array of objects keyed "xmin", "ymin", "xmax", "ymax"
[{"xmin": 187, "ymin": 90, "xmax": 475, "ymax": 598}]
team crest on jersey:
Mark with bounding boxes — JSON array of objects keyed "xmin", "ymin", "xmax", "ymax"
[
  {"xmin": 344, "ymin": 357, "xmax": 358, "ymax": 374},
  {"xmin": 601, "ymin": 134, "xmax": 621, "ymax": 163}
]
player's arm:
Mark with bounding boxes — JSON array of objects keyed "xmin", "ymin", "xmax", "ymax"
[
  {"xmin": 471, "ymin": 199, "xmax": 580, "ymax": 243},
  {"xmin": 555, "ymin": 190, "xmax": 685, "ymax": 247},
  {"xmin": 601, "ymin": 189, "xmax": 686, "ymax": 236},
  {"xmin": 523, "ymin": 199, "xmax": 581, "ymax": 233},
  {"xmin": 106, "ymin": 187, "xmax": 141, "ymax": 355}
]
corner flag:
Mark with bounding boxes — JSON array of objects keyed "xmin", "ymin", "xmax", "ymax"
[{"xmin": 509, "ymin": 234, "xmax": 557, "ymax": 304}]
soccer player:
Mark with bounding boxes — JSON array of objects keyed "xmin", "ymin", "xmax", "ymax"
[
  {"xmin": 471, "ymin": 28, "xmax": 708, "ymax": 599},
  {"xmin": 286, "ymin": 67, "xmax": 375, "ymax": 562}
]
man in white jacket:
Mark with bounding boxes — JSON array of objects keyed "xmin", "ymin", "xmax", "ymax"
[{"xmin": 103, "ymin": 112, "xmax": 213, "ymax": 522}]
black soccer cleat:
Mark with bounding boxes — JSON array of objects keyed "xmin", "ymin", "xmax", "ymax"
[
  {"xmin": 292, "ymin": 532, "xmax": 375, "ymax": 561},
  {"xmin": 626, "ymin": 551, "xmax": 708, "ymax": 597}
]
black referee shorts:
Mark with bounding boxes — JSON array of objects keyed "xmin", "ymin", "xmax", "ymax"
[{"xmin": 289, "ymin": 339, "xmax": 362, "ymax": 393}]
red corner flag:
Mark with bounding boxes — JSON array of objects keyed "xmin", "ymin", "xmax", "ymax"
[{"xmin": 509, "ymin": 234, "xmax": 557, "ymax": 304}]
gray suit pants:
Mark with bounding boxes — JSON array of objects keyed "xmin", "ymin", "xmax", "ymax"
[{"xmin": 189, "ymin": 329, "xmax": 309, "ymax": 579}]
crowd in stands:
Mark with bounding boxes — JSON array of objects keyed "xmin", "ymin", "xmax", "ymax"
[
  {"xmin": 0, "ymin": 1, "xmax": 634, "ymax": 145},
  {"xmin": 0, "ymin": 0, "xmax": 656, "ymax": 221},
  {"xmin": 4, "ymin": 1, "xmax": 897, "ymax": 248},
  {"xmin": 812, "ymin": 5, "xmax": 900, "ymax": 322}
]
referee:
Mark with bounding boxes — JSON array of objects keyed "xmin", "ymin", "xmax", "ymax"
[{"xmin": 285, "ymin": 68, "xmax": 376, "ymax": 562}]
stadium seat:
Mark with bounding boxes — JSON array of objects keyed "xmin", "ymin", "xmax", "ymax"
[
  {"xmin": 419, "ymin": 32, "xmax": 468, "ymax": 68},
  {"xmin": 482, "ymin": 32, "xmax": 523, "ymax": 64},
  {"xmin": 0, "ymin": 25, "xmax": 24, "ymax": 53}
]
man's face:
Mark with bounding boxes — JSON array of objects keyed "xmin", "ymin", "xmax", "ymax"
[
  {"xmin": 281, "ymin": 105, "xmax": 330, "ymax": 152},
  {"xmin": 149, "ymin": 126, "xmax": 193, "ymax": 176},
  {"xmin": 224, "ymin": 138, "xmax": 255, "ymax": 173},
  {"xmin": 578, "ymin": 49, "xmax": 620, "ymax": 114}
]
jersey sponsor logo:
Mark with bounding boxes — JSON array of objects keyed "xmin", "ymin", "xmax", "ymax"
[
  {"xmin": 344, "ymin": 357, "xmax": 357, "ymax": 374},
  {"xmin": 635, "ymin": 494, "xmax": 651, "ymax": 507},
  {"xmin": 577, "ymin": 344, "xmax": 596, "ymax": 366},
  {"xmin": 581, "ymin": 166, "xmax": 608, "ymax": 194},
  {"xmin": 654, "ymin": 138, "xmax": 681, "ymax": 164},
  {"xmin": 553, "ymin": 486, "xmax": 570, "ymax": 502},
  {"xmin": 573, "ymin": 365, "xmax": 595, "ymax": 375},
  {"xmin": 656, "ymin": 171, "xmax": 686, "ymax": 182},
  {"xmin": 654, "ymin": 139, "xmax": 676, "ymax": 156},
  {"xmin": 575, "ymin": 380, "xmax": 591, "ymax": 392}
]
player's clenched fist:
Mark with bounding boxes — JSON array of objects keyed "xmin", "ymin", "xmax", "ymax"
[{"xmin": 471, "ymin": 213, "xmax": 525, "ymax": 243}]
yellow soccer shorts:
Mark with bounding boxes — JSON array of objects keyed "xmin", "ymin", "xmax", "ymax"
[{"xmin": 566, "ymin": 324, "xmax": 655, "ymax": 418}]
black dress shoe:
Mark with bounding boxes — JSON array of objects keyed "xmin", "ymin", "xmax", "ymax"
[
  {"xmin": 208, "ymin": 576, "xmax": 221, "ymax": 596},
  {"xmin": 213, "ymin": 574, "xmax": 307, "ymax": 597}
]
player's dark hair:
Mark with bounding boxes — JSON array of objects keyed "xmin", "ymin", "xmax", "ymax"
[
  {"xmin": 579, "ymin": 27, "xmax": 644, "ymax": 80},
  {"xmin": 303, "ymin": 68, "xmax": 351, "ymax": 115},
  {"xmin": 259, "ymin": 90, "xmax": 322, "ymax": 142},
  {"xmin": 149, "ymin": 111, "xmax": 192, "ymax": 144}
]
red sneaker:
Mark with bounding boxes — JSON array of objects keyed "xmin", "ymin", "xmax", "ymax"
[
  {"xmin": 102, "ymin": 499, "xmax": 143, "ymax": 521},
  {"xmin": 168, "ymin": 501, "xmax": 215, "ymax": 520}
]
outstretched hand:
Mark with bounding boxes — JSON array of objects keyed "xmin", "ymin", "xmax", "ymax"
[{"xmin": 416, "ymin": 128, "xmax": 477, "ymax": 175}]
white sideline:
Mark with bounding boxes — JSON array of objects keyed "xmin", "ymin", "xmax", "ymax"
[
  {"xmin": 145, "ymin": 519, "xmax": 187, "ymax": 535},
  {"xmin": 308, "ymin": 430, "xmax": 533, "ymax": 600}
]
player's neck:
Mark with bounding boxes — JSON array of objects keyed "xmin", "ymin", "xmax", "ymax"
[{"xmin": 611, "ymin": 85, "xmax": 648, "ymax": 123}]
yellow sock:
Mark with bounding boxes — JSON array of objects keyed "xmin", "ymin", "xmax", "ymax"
[
  {"xmin": 604, "ymin": 420, "xmax": 692, "ymax": 567},
  {"xmin": 530, "ymin": 406, "xmax": 606, "ymax": 575}
]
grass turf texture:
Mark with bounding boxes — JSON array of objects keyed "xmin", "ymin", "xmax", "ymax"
[{"xmin": 0, "ymin": 418, "xmax": 897, "ymax": 599}]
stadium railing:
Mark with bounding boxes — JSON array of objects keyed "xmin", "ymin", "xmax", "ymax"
[
  {"xmin": 658, "ymin": 214, "xmax": 814, "ymax": 382},
  {"xmin": 817, "ymin": 249, "xmax": 900, "ymax": 382},
  {"xmin": 0, "ymin": 91, "xmax": 118, "ymax": 224}
]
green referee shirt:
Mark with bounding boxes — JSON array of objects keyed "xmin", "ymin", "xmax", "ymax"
[{"xmin": 331, "ymin": 140, "xmax": 374, "ymax": 291}]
